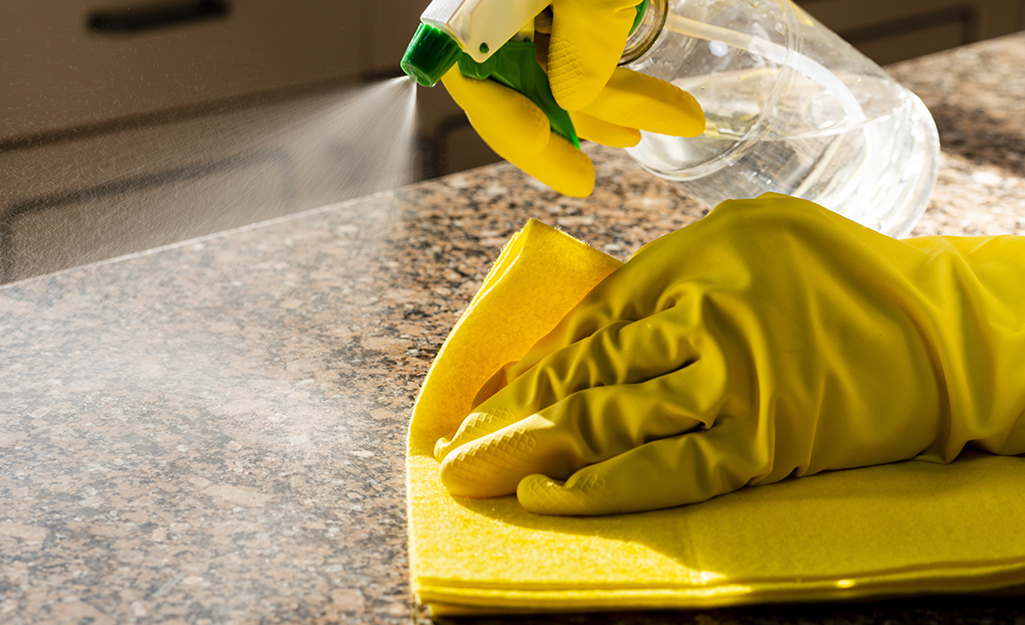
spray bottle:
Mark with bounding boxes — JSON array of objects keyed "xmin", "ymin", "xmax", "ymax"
[
  {"xmin": 400, "ymin": 0, "xmax": 649, "ymax": 151},
  {"xmin": 400, "ymin": 0, "xmax": 939, "ymax": 238}
]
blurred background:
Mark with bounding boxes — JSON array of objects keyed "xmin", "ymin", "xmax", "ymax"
[{"xmin": 1, "ymin": 0, "xmax": 1023, "ymax": 283}]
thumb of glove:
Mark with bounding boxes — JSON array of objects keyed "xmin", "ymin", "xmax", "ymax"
[{"xmin": 548, "ymin": 0, "xmax": 641, "ymax": 110}]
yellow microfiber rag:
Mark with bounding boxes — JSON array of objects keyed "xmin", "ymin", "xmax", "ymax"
[{"xmin": 407, "ymin": 219, "xmax": 1025, "ymax": 615}]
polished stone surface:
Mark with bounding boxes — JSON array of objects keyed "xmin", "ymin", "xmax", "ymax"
[{"xmin": 2, "ymin": 33, "xmax": 1024, "ymax": 625}]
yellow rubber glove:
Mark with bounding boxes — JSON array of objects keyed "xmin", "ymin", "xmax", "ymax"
[
  {"xmin": 434, "ymin": 194, "xmax": 1025, "ymax": 515},
  {"xmin": 440, "ymin": 1, "xmax": 704, "ymax": 197}
]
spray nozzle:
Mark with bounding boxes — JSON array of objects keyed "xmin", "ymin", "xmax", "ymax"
[{"xmin": 401, "ymin": 24, "xmax": 461, "ymax": 88}]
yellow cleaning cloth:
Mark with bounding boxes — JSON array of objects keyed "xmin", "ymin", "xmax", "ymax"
[{"xmin": 407, "ymin": 220, "xmax": 1025, "ymax": 615}]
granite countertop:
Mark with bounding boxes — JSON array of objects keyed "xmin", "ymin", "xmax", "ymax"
[{"xmin": 2, "ymin": 33, "xmax": 1025, "ymax": 625}]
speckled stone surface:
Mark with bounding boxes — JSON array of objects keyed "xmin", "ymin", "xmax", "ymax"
[{"xmin": 2, "ymin": 33, "xmax": 1025, "ymax": 625}]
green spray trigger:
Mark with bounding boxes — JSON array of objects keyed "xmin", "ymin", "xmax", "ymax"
[{"xmin": 457, "ymin": 41, "xmax": 580, "ymax": 150}]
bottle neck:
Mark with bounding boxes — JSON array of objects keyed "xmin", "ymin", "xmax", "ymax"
[{"xmin": 621, "ymin": 0, "xmax": 668, "ymax": 66}]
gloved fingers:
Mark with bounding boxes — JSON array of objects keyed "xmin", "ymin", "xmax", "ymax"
[
  {"xmin": 433, "ymin": 406, "xmax": 521, "ymax": 462},
  {"xmin": 570, "ymin": 70, "xmax": 706, "ymax": 147},
  {"xmin": 497, "ymin": 280, "xmax": 713, "ymax": 392},
  {"xmin": 470, "ymin": 296, "xmax": 701, "ymax": 409},
  {"xmin": 475, "ymin": 305, "xmax": 702, "ymax": 416},
  {"xmin": 440, "ymin": 361, "xmax": 726, "ymax": 499},
  {"xmin": 444, "ymin": 66, "xmax": 596, "ymax": 197},
  {"xmin": 517, "ymin": 415, "xmax": 764, "ymax": 515},
  {"xmin": 503, "ymin": 134, "xmax": 596, "ymax": 198},
  {"xmin": 570, "ymin": 111, "xmax": 641, "ymax": 148},
  {"xmin": 548, "ymin": 0, "xmax": 640, "ymax": 109},
  {"xmin": 439, "ymin": 414, "xmax": 562, "ymax": 498},
  {"xmin": 581, "ymin": 68, "xmax": 705, "ymax": 138},
  {"xmin": 441, "ymin": 67, "xmax": 550, "ymax": 157}
]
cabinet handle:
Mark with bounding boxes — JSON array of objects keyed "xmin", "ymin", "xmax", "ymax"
[{"xmin": 88, "ymin": 0, "xmax": 230, "ymax": 33}]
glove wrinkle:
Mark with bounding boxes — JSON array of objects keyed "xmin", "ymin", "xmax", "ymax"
[{"xmin": 471, "ymin": 361, "xmax": 516, "ymax": 409}]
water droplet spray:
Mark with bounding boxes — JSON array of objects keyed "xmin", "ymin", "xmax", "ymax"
[{"xmin": 2, "ymin": 76, "xmax": 422, "ymax": 283}]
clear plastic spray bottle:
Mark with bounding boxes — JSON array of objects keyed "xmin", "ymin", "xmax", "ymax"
[{"xmin": 622, "ymin": 0, "xmax": 940, "ymax": 236}]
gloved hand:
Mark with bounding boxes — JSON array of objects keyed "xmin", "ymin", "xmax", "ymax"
[
  {"xmin": 441, "ymin": 0, "xmax": 704, "ymax": 198},
  {"xmin": 434, "ymin": 194, "xmax": 1025, "ymax": 515}
]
